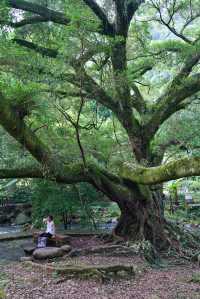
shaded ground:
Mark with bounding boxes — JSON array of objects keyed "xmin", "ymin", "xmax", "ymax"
[
  {"xmin": 1, "ymin": 236, "xmax": 200, "ymax": 298},
  {"xmin": 1, "ymin": 257, "xmax": 200, "ymax": 299}
]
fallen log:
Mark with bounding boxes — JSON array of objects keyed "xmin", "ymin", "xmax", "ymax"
[{"xmin": 23, "ymin": 261, "xmax": 135, "ymax": 280}]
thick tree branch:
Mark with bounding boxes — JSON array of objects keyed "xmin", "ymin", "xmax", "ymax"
[
  {"xmin": 122, "ymin": 156, "xmax": 200, "ymax": 185},
  {"xmin": 0, "ymin": 96, "xmax": 52, "ymax": 165},
  {"xmin": 0, "ymin": 16, "xmax": 48, "ymax": 28},
  {"xmin": 14, "ymin": 38, "xmax": 58, "ymax": 58},
  {"xmin": 7, "ymin": 0, "xmax": 70, "ymax": 25},
  {"xmin": 13, "ymin": 38, "xmax": 141, "ymax": 160},
  {"xmin": 127, "ymin": 0, "xmax": 145, "ymax": 24},
  {"xmin": 147, "ymin": 52, "xmax": 200, "ymax": 138},
  {"xmin": 82, "ymin": 0, "xmax": 115, "ymax": 35},
  {"xmin": 0, "ymin": 167, "xmax": 43, "ymax": 179},
  {"xmin": 0, "ymin": 95, "xmax": 93, "ymax": 184},
  {"xmin": 131, "ymin": 83, "xmax": 146, "ymax": 113},
  {"xmin": 7, "ymin": 0, "xmax": 114, "ymax": 35},
  {"xmin": 170, "ymin": 52, "xmax": 200, "ymax": 85},
  {"xmin": 147, "ymin": 73, "xmax": 200, "ymax": 138},
  {"xmin": 13, "ymin": 38, "xmax": 118, "ymax": 115},
  {"xmin": 112, "ymin": 0, "xmax": 144, "ymax": 35},
  {"xmin": 0, "ymin": 164, "xmax": 89, "ymax": 184}
]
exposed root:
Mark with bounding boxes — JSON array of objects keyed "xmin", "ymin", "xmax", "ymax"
[
  {"xmin": 23, "ymin": 261, "xmax": 135, "ymax": 281},
  {"xmin": 68, "ymin": 245, "xmax": 137, "ymax": 258},
  {"xmin": 97, "ymin": 222, "xmax": 200, "ymax": 264}
]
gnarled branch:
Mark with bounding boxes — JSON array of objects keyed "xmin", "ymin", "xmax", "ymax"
[{"xmin": 122, "ymin": 156, "xmax": 200, "ymax": 185}]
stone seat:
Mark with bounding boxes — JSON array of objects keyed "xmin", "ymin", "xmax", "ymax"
[{"xmin": 33, "ymin": 247, "xmax": 64, "ymax": 259}]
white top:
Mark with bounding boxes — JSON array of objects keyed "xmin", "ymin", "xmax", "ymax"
[{"xmin": 46, "ymin": 220, "xmax": 55, "ymax": 236}]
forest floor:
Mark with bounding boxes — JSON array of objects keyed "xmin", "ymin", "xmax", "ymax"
[{"xmin": 1, "ymin": 236, "xmax": 200, "ymax": 299}]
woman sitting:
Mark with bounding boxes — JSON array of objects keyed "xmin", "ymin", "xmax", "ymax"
[
  {"xmin": 37, "ymin": 215, "xmax": 55, "ymax": 248},
  {"xmin": 40, "ymin": 215, "xmax": 56, "ymax": 238}
]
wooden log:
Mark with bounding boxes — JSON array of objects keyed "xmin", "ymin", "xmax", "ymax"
[{"xmin": 22, "ymin": 261, "xmax": 135, "ymax": 280}]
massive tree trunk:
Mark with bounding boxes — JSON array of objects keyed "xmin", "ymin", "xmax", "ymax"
[
  {"xmin": 113, "ymin": 184, "xmax": 168, "ymax": 249},
  {"xmin": 110, "ymin": 139, "xmax": 168, "ymax": 249}
]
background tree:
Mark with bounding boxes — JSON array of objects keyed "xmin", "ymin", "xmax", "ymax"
[{"xmin": 0, "ymin": 0, "xmax": 200, "ymax": 249}]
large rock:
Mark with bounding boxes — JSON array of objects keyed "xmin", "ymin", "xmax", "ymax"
[
  {"xmin": 20, "ymin": 256, "xmax": 33, "ymax": 262},
  {"xmin": 33, "ymin": 247, "xmax": 64, "ymax": 259},
  {"xmin": 23, "ymin": 243, "xmax": 36, "ymax": 255},
  {"xmin": 15, "ymin": 212, "xmax": 31, "ymax": 225}
]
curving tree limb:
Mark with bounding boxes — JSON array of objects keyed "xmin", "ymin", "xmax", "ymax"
[{"xmin": 122, "ymin": 156, "xmax": 200, "ymax": 185}]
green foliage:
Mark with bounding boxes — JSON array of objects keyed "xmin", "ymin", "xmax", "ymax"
[{"xmin": 30, "ymin": 179, "xmax": 115, "ymax": 228}]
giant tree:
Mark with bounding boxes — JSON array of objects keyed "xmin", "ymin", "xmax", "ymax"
[{"xmin": 0, "ymin": 0, "xmax": 200, "ymax": 249}]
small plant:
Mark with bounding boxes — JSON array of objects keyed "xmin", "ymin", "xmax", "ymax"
[
  {"xmin": 189, "ymin": 273, "xmax": 200, "ymax": 284},
  {"xmin": 52, "ymin": 271, "xmax": 60, "ymax": 279},
  {"xmin": 0, "ymin": 288, "xmax": 6, "ymax": 299}
]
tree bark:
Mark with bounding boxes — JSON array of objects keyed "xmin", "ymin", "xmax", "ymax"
[{"xmin": 113, "ymin": 184, "xmax": 168, "ymax": 249}]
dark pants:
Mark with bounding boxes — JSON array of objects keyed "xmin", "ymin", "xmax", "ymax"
[{"xmin": 40, "ymin": 232, "xmax": 52, "ymax": 238}]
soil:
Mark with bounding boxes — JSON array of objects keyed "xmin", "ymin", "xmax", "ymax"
[{"xmin": 1, "ymin": 236, "xmax": 200, "ymax": 299}]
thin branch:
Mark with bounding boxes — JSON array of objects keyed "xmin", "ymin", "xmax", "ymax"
[
  {"xmin": 149, "ymin": 0, "xmax": 193, "ymax": 44},
  {"xmin": 33, "ymin": 124, "xmax": 48, "ymax": 133}
]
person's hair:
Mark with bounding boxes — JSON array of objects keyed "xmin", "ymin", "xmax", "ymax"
[{"xmin": 48, "ymin": 215, "xmax": 53, "ymax": 221}]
